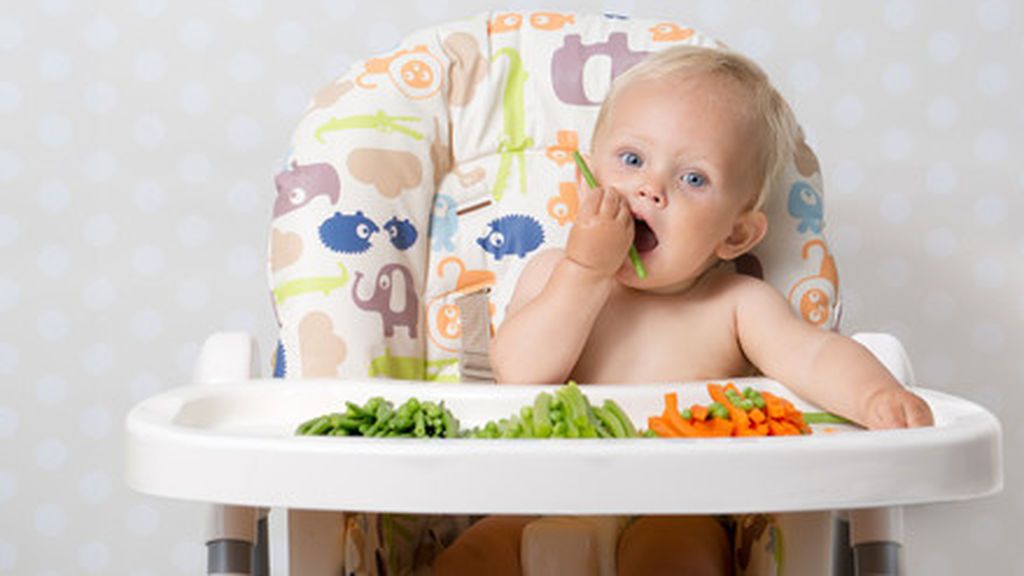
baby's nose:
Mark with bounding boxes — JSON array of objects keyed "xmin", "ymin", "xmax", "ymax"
[{"xmin": 635, "ymin": 182, "xmax": 665, "ymax": 206}]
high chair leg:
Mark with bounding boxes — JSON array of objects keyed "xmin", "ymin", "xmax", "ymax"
[
  {"xmin": 288, "ymin": 510, "xmax": 346, "ymax": 575},
  {"xmin": 207, "ymin": 505, "xmax": 258, "ymax": 575},
  {"xmin": 848, "ymin": 507, "xmax": 903, "ymax": 576}
]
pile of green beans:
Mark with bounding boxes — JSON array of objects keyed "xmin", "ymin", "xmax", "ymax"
[
  {"xmin": 295, "ymin": 396, "xmax": 460, "ymax": 439},
  {"xmin": 464, "ymin": 382, "xmax": 640, "ymax": 439}
]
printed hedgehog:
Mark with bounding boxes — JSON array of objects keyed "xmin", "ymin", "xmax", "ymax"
[{"xmin": 476, "ymin": 214, "xmax": 545, "ymax": 260}]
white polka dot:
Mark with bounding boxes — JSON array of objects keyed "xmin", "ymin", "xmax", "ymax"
[
  {"xmin": 177, "ymin": 215, "xmax": 211, "ymax": 248},
  {"xmin": 977, "ymin": 63, "xmax": 1008, "ymax": 96},
  {"xmin": 880, "ymin": 129, "xmax": 914, "ymax": 160},
  {"xmin": 0, "ymin": 150, "xmax": 21, "ymax": 184},
  {"xmin": 83, "ymin": 82, "xmax": 118, "ymax": 114},
  {"xmin": 229, "ymin": 52, "xmax": 263, "ymax": 82},
  {"xmin": 0, "ymin": 213, "xmax": 18, "ymax": 246},
  {"xmin": 82, "ymin": 277, "xmax": 116, "ymax": 310},
  {"xmin": 130, "ymin": 372, "xmax": 162, "ymax": 402},
  {"xmin": 78, "ymin": 541, "xmax": 109, "ymax": 573},
  {"xmin": 36, "ymin": 309, "xmax": 71, "ymax": 342},
  {"xmin": 364, "ymin": 20, "xmax": 402, "ymax": 54},
  {"xmin": 135, "ymin": 0, "xmax": 166, "ymax": 17},
  {"xmin": 276, "ymin": 84, "xmax": 307, "ymax": 118},
  {"xmin": 83, "ymin": 213, "xmax": 117, "ymax": 246},
  {"xmin": 180, "ymin": 82, "xmax": 210, "ymax": 116},
  {"xmin": 179, "ymin": 153, "xmax": 212, "ymax": 184},
  {"xmin": 275, "ymin": 20, "xmax": 308, "ymax": 54},
  {"xmin": 38, "ymin": 114, "xmax": 72, "ymax": 148},
  {"xmin": 134, "ymin": 114, "xmax": 165, "ymax": 148},
  {"xmin": 0, "ymin": 405, "xmax": 18, "ymax": 438},
  {"xmin": 0, "ymin": 344, "xmax": 17, "ymax": 376},
  {"xmin": 415, "ymin": 0, "xmax": 449, "ymax": 19},
  {"xmin": 83, "ymin": 150, "xmax": 118, "ymax": 183},
  {"xmin": 82, "ymin": 343, "xmax": 114, "ymax": 375},
  {"xmin": 38, "ymin": 179, "xmax": 71, "ymax": 212},
  {"xmin": 833, "ymin": 95, "xmax": 865, "ymax": 127},
  {"xmin": 878, "ymin": 257, "xmax": 910, "ymax": 288},
  {"xmin": 0, "ymin": 470, "xmax": 15, "ymax": 503},
  {"xmin": 133, "ymin": 244, "xmax": 164, "ymax": 276},
  {"xmin": 131, "ymin": 308, "xmax": 164, "ymax": 340},
  {"xmin": 920, "ymin": 354, "xmax": 955, "ymax": 388},
  {"xmin": 972, "ymin": 321, "xmax": 1005, "ymax": 353},
  {"xmin": 228, "ymin": 116, "xmax": 264, "ymax": 150},
  {"xmin": 926, "ymin": 162, "xmax": 957, "ymax": 195},
  {"xmin": 228, "ymin": 180, "xmax": 260, "ymax": 213},
  {"xmin": 974, "ymin": 194, "xmax": 1006, "ymax": 226},
  {"xmin": 179, "ymin": 19, "xmax": 214, "ymax": 53},
  {"xmin": 879, "ymin": 192, "xmax": 911, "ymax": 223},
  {"xmin": 0, "ymin": 276, "xmax": 17, "ymax": 312},
  {"xmin": 603, "ymin": 0, "xmax": 636, "ymax": 16},
  {"xmin": 126, "ymin": 503, "xmax": 161, "ymax": 536},
  {"xmin": 39, "ymin": 50, "xmax": 73, "ymax": 82},
  {"xmin": 178, "ymin": 279, "xmax": 210, "ymax": 309},
  {"xmin": 835, "ymin": 29, "xmax": 866, "ymax": 61},
  {"xmin": 35, "ymin": 439, "xmax": 68, "ymax": 470},
  {"xmin": 0, "ymin": 538, "xmax": 14, "ymax": 571},
  {"xmin": 978, "ymin": 0, "xmax": 1010, "ymax": 30},
  {"xmin": 134, "ymin": 49, "xmax": 166, "ymax": 82},
  {"xmin": 0, "ymin": 82, "xmax": 21, "ymax": 114},
  {"xmin": 324, "ymin": 0, "xmax": 357, "ymax": 20},
  {"xmin": 79, "ymin": 470, "xmax": 112, "ymax": 503},
  {"xmin": 80, "ymin": 405, "xmax": 112, "ymax": 438},
  {"xmin": 970, "ymin": 513, "xmax": 1004, "ymax": 548},
  {"xmin": 231, "ymin": 0, "xmax": 263, "ymax": 18},
  {"xmin": 321, "ymin": 52, "xmax": 354, "ymax": 81},
  {"xmin": 925, "ymin": 228, "xmax": 957, "ymax": 258},
  {"xmin": 37, "ymin": 245, "xmax": 71, "ymax": 277},
  {"xmin": 882, "ymin": 0, "xmax": 915, "ymax": 29},
  {"xmin": 974, "ymin": 130, "xmax": 1008, "ymax": 163},
  {"xmin": 973, "ymin": 257, "xmax": 1006, "ymax": 288},
  {"xmin": 40, "ymin": 0, "xmax": 73, "ymax": 16},
  {"xmin": 0, "ymin": 16, "xmax": 24, "ymax": 51},
  {"xmin": 882, "ymin": 62, "xmax": 913, "ymax": 95},
  {"xmin": 173, "ymin": 540, "xmax": 204, "ymax": 574},
  {"xmin": 926, "ymin": 95, "xmax": 959, "ymax": 129},
  {"xmin": 788, "ymin": 0, "xmax": 820, "ymax": 27},
  {"xmin": 83, "ymin": 15, "xmax": 118, "ymax": 52},
  {"xmin": 788, "ymin": 59, "xmax": 820, "ymax": 94},
  {"xmin": 226, "ymin": 245, "xmax": 261, "ymax": 278},
  {"xmin": 134, "ymin": 180, "xmax": 164, "ymax": 213},
  {"xmin": 923, "ymin": 291, "xmax": 955, "ymax": 322},
  {"xmin": 34, "ymin": 503, "xmax": 68, "ymax": 537},
  {"xmin": 736, "ymin": 28, "xmax": 774, "ymax": 60},
  {"xmin": 36, "ymin": 374, "xmax": 68, "ymax": 405},
  {"xmin": 928, "ymin": 31, "xmax": 960, "ymax": 63}
]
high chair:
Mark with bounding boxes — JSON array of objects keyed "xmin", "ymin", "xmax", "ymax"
[{"xmin": 125, "ymin": 12, "xmax": 1002, "ymax": 575}]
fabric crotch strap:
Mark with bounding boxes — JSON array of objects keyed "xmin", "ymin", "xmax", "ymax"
[{"xmin": 456, "ymin": 289, "xmax": 495, "ymax": 383}]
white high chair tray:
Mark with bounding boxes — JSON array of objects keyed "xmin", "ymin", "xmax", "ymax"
[{"xmin": 125, "ymin": 378, "xmax": 1000, "ymax": 515}]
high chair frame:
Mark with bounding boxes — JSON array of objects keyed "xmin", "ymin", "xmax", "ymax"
[{"xmin": 125, "ymin": 331, "xmax": 1002, "ymax": 575}]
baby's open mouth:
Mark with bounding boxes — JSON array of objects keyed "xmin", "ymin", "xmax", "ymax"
[{"xmin": 634, "ymin": 218, "xmax": 659, "ymax": 253}]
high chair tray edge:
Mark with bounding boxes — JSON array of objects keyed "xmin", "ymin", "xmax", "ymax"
[{"xmin": 124, "ymin": 378, "xmax": 1001, "ymax": 515}]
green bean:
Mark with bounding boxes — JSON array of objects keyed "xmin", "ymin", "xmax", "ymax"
[
  {"xmin": 552, "ymin": 421, "xmax": 567, "ymax": 438},
  {"xmin": 413, "ymin": 410, "xmax": 427, "ymax": 437},
  {"xmin": 532, "ymin": 392, "xmax": 553, "ymax": 438},
  {"xmin": 306, "ymin": 417, "xmax": 332, "ymax": 436},
  {"xmin": 593, "ymin": 405, "xmax": 626, "ymax": 438},
  {"xmin": 442, "ymin": 409, "xmax": 459, "ymax": 438},
  {"xmin": 603, "ymin": 399, "xmax": 638, "ymax": 438}
]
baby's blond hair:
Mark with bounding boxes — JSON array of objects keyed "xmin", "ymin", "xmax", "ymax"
[{"xmin": 593, "ymin": 45, "xmax": 800, "ymax": 212}]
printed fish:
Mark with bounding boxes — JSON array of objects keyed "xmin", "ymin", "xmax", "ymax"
[
  {"xmin": 530, "ymin": 12, "xmax": 575, "ymax": 31},
  {"xmin": 650, "ymin": 22, "xmax": 694, "ymax": 42}
]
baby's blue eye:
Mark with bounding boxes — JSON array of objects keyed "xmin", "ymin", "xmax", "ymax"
[
  {"xmin": 619, "ymin": 152, "xmax": 643, "ymax": 167},
  {"xmin": 682, "ymin": 171, "xmax": 706, "ymax": 188}
]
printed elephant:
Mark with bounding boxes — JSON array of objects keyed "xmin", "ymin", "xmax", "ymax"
[{"xmin": 352, "ymin": 263, "xmax": 419, "ymax": 339}]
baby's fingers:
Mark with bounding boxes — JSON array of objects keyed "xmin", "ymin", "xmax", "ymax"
[
  {"xmin": 869, "ymin": 400, "xmax": 907, "ymax": 429},
  {"xmin": 903, "ymin": 397, "xmax": 934, "ymax": 428}
]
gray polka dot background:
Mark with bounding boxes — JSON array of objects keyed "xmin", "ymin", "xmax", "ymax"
[{"xmin": 0, "ymin": 0, "xmax": 1020, "ymax": 573}]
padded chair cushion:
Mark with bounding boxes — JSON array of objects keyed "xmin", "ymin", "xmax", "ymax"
[{"xmin": 268, "ymin": 11, "xmax": 838, "ymax": 383}]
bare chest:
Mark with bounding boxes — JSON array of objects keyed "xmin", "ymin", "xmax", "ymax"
[{"xmin": 570, "ymin": 290, "xmax": 752, "ymax": 384}]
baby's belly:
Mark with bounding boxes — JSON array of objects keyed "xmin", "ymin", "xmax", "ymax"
[{"xmin": 571, "ymin": 341, "xmax": 753, "ymax": 384}]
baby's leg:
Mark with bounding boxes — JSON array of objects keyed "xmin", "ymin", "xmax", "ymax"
[
  {"xmin": 432, "ymin": 515, "xmax": 538, "ymax": 576},
  {"xmin": 617, "ymin": 515, "xmax": 733, "ymax": 576}
]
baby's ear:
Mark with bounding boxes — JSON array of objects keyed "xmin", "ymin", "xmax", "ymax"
[{"xmin": 716, "ymin": 210, "xmax": 768, "ymax": 261}]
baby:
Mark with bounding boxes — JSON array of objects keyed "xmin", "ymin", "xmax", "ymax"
[{"xmin": 436, "ymin": 45, "xmax": 933, "ymax": 575}]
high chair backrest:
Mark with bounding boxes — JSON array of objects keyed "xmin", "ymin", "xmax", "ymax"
[{"xmin": 268, "ymin": 11, "xmax": 838, "ymax": 380}]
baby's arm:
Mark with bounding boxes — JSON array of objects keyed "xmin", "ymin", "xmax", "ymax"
[
  {"xmin": 733, "ymin": 278, "xmax": 933, "ymax": 429},
  {"xmin": 490, "ymin": 186, "xmax": 634, "ymax": 384}
]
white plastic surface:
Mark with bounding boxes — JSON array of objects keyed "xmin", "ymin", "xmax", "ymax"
[{"xmin": 125, "ymin": 377, "xmax": 1002, "ymax": 516}]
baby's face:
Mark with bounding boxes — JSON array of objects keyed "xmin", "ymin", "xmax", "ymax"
[{"xmin": 589, "ymin": 73, "xmax": 764, "ymax": 293}]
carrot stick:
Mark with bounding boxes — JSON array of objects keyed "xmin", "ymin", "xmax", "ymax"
[{"xmin": 648, "ymin": 416, "xmax": 678, "ymax": 438}]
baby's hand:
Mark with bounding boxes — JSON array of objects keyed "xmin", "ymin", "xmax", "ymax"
[
  {"xmin": 862, "ymin": 388, "xmax": 934, "ymax": 429},
  {"xmin": 565, "ymin": 184, "xmax": 634, "ymax": 277}
]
